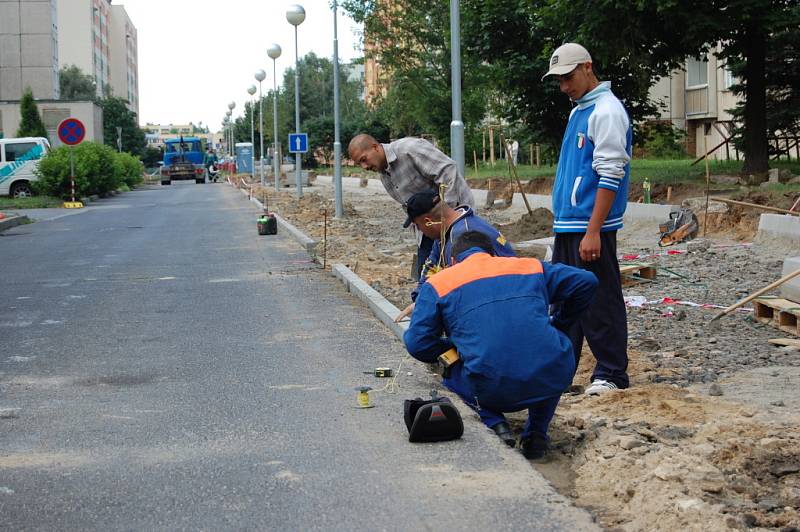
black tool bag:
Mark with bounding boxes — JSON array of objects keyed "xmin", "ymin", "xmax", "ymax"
[{"xmin": 403, "ymin": 395, "xmax": 463, "ymax": 442}]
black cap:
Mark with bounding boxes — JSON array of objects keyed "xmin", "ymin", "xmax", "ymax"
[{"xmin": 403, "ymin": 191, "xmax": 440, "ymax": 228}]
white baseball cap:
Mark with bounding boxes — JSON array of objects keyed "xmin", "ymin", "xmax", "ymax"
[{"xmin": 541, "ymin": 43, "xmax": 592, "ymax": 81}]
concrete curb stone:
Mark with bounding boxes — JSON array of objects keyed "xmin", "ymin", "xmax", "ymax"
[
  {"xmin": 758, "ymin": 213, "xmax": 800, "ymax": 247},
  {"xmin": 0, "ymin": 215, "xmax": 30, "ymax": 233}
]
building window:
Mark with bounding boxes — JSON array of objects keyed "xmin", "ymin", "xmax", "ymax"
[
  {"xmin": 687, "ymin": 55, "xmax": 708, "ymax": 87},
  {"xmin": 723, "ymin": 67, "xmax": 735, "ymax": 90}
]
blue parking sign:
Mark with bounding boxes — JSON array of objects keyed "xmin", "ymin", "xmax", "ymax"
[{"xmin": 288, "ymin": 133, "xmax": 308, "ymax": 153}]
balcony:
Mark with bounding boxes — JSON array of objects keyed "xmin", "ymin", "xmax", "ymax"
[{"xmin": 686, "ymin": 85, "xmax": 709, "ymax": 117}]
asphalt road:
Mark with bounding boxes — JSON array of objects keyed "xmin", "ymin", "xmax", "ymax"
[{"xmin": 0, "ymin": 182, "xmax": 597, "ymax": 531}]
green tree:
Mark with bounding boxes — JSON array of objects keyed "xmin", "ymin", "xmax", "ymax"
[
  {"xmin": 342, "ymin": 1, "xmax": 490, "ymax": 152},
  {"xmin": 718, "ymin": 1, "xmax": 800, "ymax": 177},
  {"xmin": 98, "ymin": 96, "xmax": 146, "ymax": 156},
  {"xmin": 231, "ymin": 53, "xmax": 366, "ymax": 162},
  {"xmin": 463, "ymin": 0, "xmax": 799, "ymax": 178},
  {"xmin": 141, "ymin": 146, "xmax": 163, "ymax": 168},
  {"xmin": 16, "ymin": 88, "xmax": 48, "ymax": 138},
  {"xmin": 345, "ymin": 1, "xmax": 798, "ymax": 179},
  {"xmin": 59, "ymin": 65, "xmax": 96, "ymax": 100}
]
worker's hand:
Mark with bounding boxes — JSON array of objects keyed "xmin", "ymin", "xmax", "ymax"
[
  {"xmin": 579, "ymin": 232, "xmax": 601, "ymax": 263},
  {"xmin": 395, "ymin": 303, "xmax": 415, "ymax": 323}
]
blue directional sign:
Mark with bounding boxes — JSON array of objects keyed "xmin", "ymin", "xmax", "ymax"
[{"xmin": 288, "ymin": 133, "xmax": 308, "ymax": 154}]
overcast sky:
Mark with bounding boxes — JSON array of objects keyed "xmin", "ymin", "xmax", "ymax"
[{"xmin": 116, "ymin": 0, "xmax": 363, "ymax": 132}]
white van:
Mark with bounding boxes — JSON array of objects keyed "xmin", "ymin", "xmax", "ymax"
[{"xmin": 0, "ymin": 137, "xmax": 51, "ymax": 197}]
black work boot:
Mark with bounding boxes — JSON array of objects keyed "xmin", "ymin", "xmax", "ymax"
[
  {"xmin": 520, "ymin": 434, "xmax": 548, "ymax": 459},
  {"xmin": 491, "ymin": 422, "xmax": 516, "ymax": 447}
]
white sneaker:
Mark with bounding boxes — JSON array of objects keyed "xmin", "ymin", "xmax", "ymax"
[{"xmin": 585, "ymin": 379, "xmax": 619, "ymax": 395}]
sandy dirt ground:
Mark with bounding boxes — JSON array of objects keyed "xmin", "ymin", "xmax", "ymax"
[{"xmin": 236, "ymin": 175, "xmax": 800, "ymax": 531}]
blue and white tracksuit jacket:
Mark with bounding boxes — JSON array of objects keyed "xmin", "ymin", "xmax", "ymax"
[
  {"xmin": 553, "ymin": 82, "xmax": 632, "ymax": 233},
  {"xmin": 411, "ymin": 206, "xmax": 515, "ymax": 302},
  {"xmin": 404, "ymin": 249, "xmax": 598, "ymax": 410}
]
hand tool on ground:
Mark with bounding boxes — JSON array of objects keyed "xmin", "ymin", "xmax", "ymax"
[
  {"xmin": 710, "ymin": 267, "xmax": 800, "ymax": 322},
  {"xmin": 355, "ymin": 385, "xmax": 374, "ymax": 408},
  {"xmin": 658, "ymin": 208, "xmax": 699, "ymax": 247},
  {"xmin": 373, "ymin": 367, "xmax": 393, "ymax": 378}
]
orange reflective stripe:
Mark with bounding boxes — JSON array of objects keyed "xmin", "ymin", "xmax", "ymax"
[{"xmin": 427, "ymin": 254, "xmax": 543, "ymax": 297}]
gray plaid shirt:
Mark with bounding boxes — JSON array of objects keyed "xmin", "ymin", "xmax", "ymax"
[{"xmin": 379, "ymin": 137, "xmax": 475, "ymax": 209}]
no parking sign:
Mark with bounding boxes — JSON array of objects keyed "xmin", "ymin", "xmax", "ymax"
[
  {"xmin": 57, "ymin": 117, "xmax": 86, "ymax": 208},
  {"xmin": 57, "ymin": 118, "xmax": 86, "ymax": 146}
]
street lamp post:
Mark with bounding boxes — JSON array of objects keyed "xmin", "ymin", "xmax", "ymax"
[
  {"xmin": 449, "ymin": 0, "xmax": 465, "ymax": 179},
  {"xmin": 254, "ymin": 70, "xmax": 266, "ymax": 186},
  {"xmin": 247, "ymin": 85, "xmax": 257, "ymax": 181},
  {"xmin": 225, "ymin": 111, "xmax": 232, "ymax": 158},
  {"xmin": 286, "ymin": 4, "xmax": 305, "ymax": 198},
  {"xmin": 267, "ymin": 44, "xmax": 282, "ymax": 192},
  {"xmin": 332, "ymin": 0, "xmax": 343, "ymax": 218},
  {"xmin": 228, "ymin": 101, "xmax": 236, "ymax": 164}
]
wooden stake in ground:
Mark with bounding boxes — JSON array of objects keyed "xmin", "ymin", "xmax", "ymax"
[
  {"xmin": 500, "ymin": 133, "xmax": 533, "ymax": 216},
  {"xmin": 710, "ymin": 267, "xmax": 800, "ymax": 322},
  {"xmin": 710, "ymin": 197, "xmax": 800, "ymax": 216},
  {"xmin": 473, "ymin": 150, "xmax": 479, "ymax": 176},
  {"xmin": 703, "ymin": 132, "xmax": 710, "ymax": 237},
  {"xmin": 489, "ymin": 127, "xmax": 495, "ymax": 167}
]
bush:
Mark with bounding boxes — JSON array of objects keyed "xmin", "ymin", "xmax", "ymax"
[
  {"xmin": 34, "ymin": 142, "xmax": 132, "ymax": 198},
  {"xmin": 141, "ymin": 146, "xmax": 162, "ymax": 168},
  {"xmin": 114, "ymin": 152, "xmax": 144, "ymax": 188}
]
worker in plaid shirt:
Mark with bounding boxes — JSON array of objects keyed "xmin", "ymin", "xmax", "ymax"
[{"xmin": 348, "ymin": 134, "xmax": 475, "ymax": 278}]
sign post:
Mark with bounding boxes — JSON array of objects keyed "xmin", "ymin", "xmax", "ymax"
[
  {"xmin": 288, "ymin": 133, "xmax": 308, "ymax": 194},
  {"xmin": 57, "ymin": 117, "xmax": 86, "ymax": 208}
]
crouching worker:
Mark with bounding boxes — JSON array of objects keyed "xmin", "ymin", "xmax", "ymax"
[{"xmin": 403, "ymin": 231, "xmax": 598, "ymax": 458}]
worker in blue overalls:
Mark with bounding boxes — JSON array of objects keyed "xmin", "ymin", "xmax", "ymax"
[{"xmin": 404, "ymin": 231, "xmax": 597, "ymax": 458}]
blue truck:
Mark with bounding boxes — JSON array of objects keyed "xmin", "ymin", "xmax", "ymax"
[{"xmin": 160, "ymin": 137, "xmax": 206, "ymax": 185}]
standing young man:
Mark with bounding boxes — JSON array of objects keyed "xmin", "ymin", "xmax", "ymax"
[{"xmin": 542, "ymin": 43, "xmax": 632, "ymax": 395}]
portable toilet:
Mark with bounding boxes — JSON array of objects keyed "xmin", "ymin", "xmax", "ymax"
[{"xmin": 235, "ymin": 142, "xmax": 254, "ymax": 175}]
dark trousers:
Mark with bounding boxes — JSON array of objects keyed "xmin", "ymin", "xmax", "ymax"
[
  {"xmin": 414, "ymin": 235, "xmax": 435, "ymax": 281},
  {"xmin": 552, "ymin": 231, "xmax": 629, "ymax": 388},
  {"xmin": 443, "ymin": 363, "xmax": 561, "ymax": 439}
]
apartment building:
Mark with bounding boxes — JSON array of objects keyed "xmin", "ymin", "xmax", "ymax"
[
  {"xmin": 57, "ymin": 0, "xmax": 110, "ymax": 99},
  {"xmin": 649, "ymin": 50, "xmax": 741, "ymax": 160},
  {"xmin": 108, "ymin": 3, "xmax": 138, "ymax": 117},
  {"xmin": 57, "ymin": 0, "xmax": 138, "ymax": 116},
  {"xmin": 364, "ymin": 42, "xmax": 386, "ymax": 106},
  {"xmin": 343, "ymin": 62, "xmax": 366, "ymax": 102},
  {"xmin": 0, "ymin": 0, "xmax": 60, "ymax": 101}
]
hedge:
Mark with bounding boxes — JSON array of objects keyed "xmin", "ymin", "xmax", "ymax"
[{"xmin": 33, "ymin": 142, "xmax": 143, "ymax": 198}]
